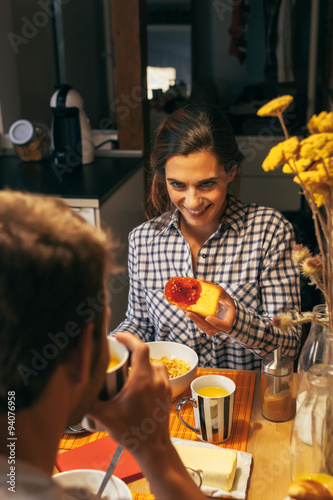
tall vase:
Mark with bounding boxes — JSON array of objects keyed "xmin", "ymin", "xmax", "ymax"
[
  {"xmin": 291, "ymin": 364, "xmax": 333, "ymax": 480},
  {"xmin": 296, "ymin": 304, "xmax": 333, "ymax": 411}
]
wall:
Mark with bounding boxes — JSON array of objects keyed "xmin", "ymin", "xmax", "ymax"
[
  {"xmin": 100, "ymin": 167, "xmax": 145, "ymax": 331},
  {"xmin": 0, "ymin": 0, "xmax": 22, "ymax": 132},
  {"xmin": 0, "ymin": 1, "xmax": 110, "ymax": 131}
]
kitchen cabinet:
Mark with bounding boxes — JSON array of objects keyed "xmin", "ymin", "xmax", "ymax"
[
  {"xmin": 237, "ymin": 135, "xmax": 301, "ymax": 212},
  {"xmin": 0, "ymin": 153, "xmax": 145, "ymax": 330}
]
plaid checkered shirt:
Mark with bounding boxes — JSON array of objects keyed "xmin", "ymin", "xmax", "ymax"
[{"xmin": 113, "ymin": 195, "xmax": 301, "ymax": 370}]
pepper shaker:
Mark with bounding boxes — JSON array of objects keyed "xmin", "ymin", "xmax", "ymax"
[{"xmin": 261, "ymin": 345, "xmax": 294, "ymax": 422}]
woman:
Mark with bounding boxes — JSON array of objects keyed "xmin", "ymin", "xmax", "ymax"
[{"xmin": 114, "ymin": 104, "xmax": 301, "ymax": 370}]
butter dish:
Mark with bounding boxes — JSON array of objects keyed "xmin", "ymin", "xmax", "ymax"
[{"xmin": 171, "ymin": 437, "xmax": 252, "ymax": 499}]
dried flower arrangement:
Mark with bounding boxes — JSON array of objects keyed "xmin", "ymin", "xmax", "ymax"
[{"xmin": 257, "ymin": 96, "xmax": 333, "ymax": 332}]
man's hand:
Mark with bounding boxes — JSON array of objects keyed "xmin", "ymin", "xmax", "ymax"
[
  {"xmin": 87, "ymin": 332, "xmax": 172, "ymax": 456},
  {"xmin": 88, "ymin": 333, "xmax": 207, "ymax": 500}
]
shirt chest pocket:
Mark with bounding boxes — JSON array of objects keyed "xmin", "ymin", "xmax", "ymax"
[
  {"xmin": 141, "ymin": 276, "xmax": 166, "ymax": 294},
  {"xmin": 142, "ymin": 278, "xmax": 167, "ymax": 316},
  {"xmin": 145, "ymin": 286, "xmax": 186, "ymax": 331}
]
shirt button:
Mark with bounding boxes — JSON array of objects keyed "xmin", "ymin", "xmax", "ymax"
[
  {"xmin": 201, "ymin": 333, "xmax": 206, "ymax": 338},
  {"xmin": 202, "ymin": 254, "xmax": 207, "ymax": 258},
  {"xmin": 205, "ymin": 362, "xmax": 211, "ymax": 367}
]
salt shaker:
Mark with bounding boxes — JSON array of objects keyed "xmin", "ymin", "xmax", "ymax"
[{"xmin": 261, "ymin": 345, "xmax": 294, "ymax": 422}]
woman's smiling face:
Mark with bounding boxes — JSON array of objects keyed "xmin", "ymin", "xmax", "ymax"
[{"xmin": 165, "ymin": 150, "xmax": 236, "ymax": 234}]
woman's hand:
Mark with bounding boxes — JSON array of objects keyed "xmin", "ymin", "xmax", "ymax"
[
  {"xmin": 186, "ymin": 279, "xmax": 236, "ymax": 336},
  {"xmin": 87, "ymin": 332, "xmax": 172, "ymax": 456}
]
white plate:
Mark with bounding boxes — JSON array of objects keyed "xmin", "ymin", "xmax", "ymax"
[
  {"xmin": 53, "ymin": 468, "xmax": 132, "ymax": 500},
  {"xmin": 171, "ymin": 438, "xmax": 252, "ymax": 499}
]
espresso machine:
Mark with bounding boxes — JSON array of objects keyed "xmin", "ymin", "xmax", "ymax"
[{"xmin": 50, "ymin": 84, "xmax": 94, "ymax": 167}]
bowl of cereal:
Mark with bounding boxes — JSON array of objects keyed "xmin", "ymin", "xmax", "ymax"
[{"xmin": 146, "ymin": 341, "xmax": 198, "ymax": 399}]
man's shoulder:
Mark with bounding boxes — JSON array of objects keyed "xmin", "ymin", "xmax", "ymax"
[{"xmin": 0, "ymin": 456, "xmax": 97, "ymax": 500}]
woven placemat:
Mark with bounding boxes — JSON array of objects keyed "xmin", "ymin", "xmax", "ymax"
[
  {"xmin": 58, "ymin": 369, "xmax": 256, "ymax": 499},
  {"xmin": 59, "ymin": 369, "xmax": 255, "ymax": 452}
]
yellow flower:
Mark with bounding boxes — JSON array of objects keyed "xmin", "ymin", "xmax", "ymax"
[
  {"xmin": 258, "ymin": 97, "xmax": 333, "ymax": 330},
  {"xmin": 307, "ymin": 111, "xmax": 333, "ymax": 134},
  {"xmin": 299, "ymin": 133, "xmax": 333, "ymax": 161},
  {"xmin": 262, "ymin": 136, "xmax": 299, "ymax": 171},
  {"xmin": 257, "ymin": 95, "xmax": 294, "ymax": 117},
  {"xmin": 311, "ymin": 192, "xmax": 327, "ymax": 207},
  {"xmin": 282, "ymin": 134, "xmax": 333, "ymax": 174},
  {"xmin": 294, "ymin": 159, "xmax": 333, "ymax": 207},
  {"xmin": 283, "ymin": 157, "xmax": 311, "ymax": 174},
  {"xmin": 297, "ymin": 159, "xmax": 333, "ymax": 183}
]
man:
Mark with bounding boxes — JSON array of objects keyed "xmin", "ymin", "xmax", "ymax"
[{"xmin": 0, "ymin": 190, "xmax": 206, "ymax": 499}]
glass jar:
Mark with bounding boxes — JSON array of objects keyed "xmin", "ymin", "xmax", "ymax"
[
  {"xmin": 297, "ymin": 304, "xmax": 333, "ymax": 411},
  {"xmin": 290, "ymin": 364, "xmax": 333, "ymax": 481},
  {"xmin": 261, "ymin": 345, "xmax": 294, "ymax": 422},
  {"xmin": 9, "ymin": 119, "xmax": 50, "ymax": 161}
]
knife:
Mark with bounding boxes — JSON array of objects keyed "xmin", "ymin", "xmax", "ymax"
[{"xmin": 96, "ymin": 443, "xmax": 124, "ymax": 498}]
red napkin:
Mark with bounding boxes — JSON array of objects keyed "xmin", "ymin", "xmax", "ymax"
[{"xmin": 56, "ymin": 436, "xmax": 143, "ymax": 484}]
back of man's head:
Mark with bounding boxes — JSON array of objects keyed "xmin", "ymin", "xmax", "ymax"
[{"xmin": 0, "ymin": 190, "xmax": 112, "ymax": 412}]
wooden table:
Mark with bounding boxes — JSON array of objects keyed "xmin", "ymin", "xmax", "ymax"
[
  {"xmin": 57, "ymin": 370, "xmax": 296, "ymax": 499},
  {"xmin": 245, "ymin": 372, "xmax": 296, "ymax": 500},
  {"xmin": 128, "ymin": 371, "xmax": 296, "ymax": 500}
]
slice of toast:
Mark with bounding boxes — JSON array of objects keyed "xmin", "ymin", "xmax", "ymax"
[{"xmin": 164, "ymin": 276, "xmax": 222, "ymax": 317}]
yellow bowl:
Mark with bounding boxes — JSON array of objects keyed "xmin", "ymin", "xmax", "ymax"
[{"xmin": 146, "ymin": 341, "xmax": 198, "ymax": 399}]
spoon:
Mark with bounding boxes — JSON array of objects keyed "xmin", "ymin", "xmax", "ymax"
[{"xmin": 96, "ymin": 443, "xmax": 124, "ymax": 498}]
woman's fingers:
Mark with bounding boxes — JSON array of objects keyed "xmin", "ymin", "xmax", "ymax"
[{"xmin": 186, "ymin": 311, "xmax": 220, "ymax": 336}]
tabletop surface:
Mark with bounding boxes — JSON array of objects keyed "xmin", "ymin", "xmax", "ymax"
[
  {"xmin": 57, "ymin": 369, "xmax": 296, "ymax": 500},
  {"xmin": 128, "ymin": 369, "xmax": 296, "ymax": 500},
  {"xmin": 245, "ymin": 372, "xmax": 295, "ymax": 500},
  {"xmin": 0, "ymin": 154, "xmax": 142, "ymax": 204}
]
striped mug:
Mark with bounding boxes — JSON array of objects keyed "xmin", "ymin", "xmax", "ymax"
[{"xmin": 176, "ymin": 374, "xmax": 236, "ymax": 443}]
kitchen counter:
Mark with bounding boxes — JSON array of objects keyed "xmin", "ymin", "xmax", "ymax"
[{"xmin": 0, "ymin": 153, "xmax": 143, "ymax": 207}]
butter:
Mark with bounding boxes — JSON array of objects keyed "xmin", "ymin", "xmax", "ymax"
[{"xmin": 174, "ymin": 444, "xmax": 237, "ymax": 491}]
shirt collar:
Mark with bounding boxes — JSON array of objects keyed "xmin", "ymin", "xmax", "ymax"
[
  {"xmin": 220, "ymin": 195, "xmax": 247, "ymax": 234},
  {"xmin": 168, "ymin": 210, "xmax": 181, "ymax": 230}
]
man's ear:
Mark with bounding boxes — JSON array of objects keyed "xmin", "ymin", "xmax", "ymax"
[{"xmin": 65, "ymin": 323, "xmax": 95, "ymax": 385}]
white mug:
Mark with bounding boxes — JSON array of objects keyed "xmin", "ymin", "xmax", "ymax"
[
  {"xmin": 176, "ymin": 374, "xmax": 236, "ymax": 443},
  {"xmin": 82, "ymin": 337, "xmax": 129, "ymax": 432}
]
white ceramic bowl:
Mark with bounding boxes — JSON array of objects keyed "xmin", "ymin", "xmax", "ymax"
[
  {"xmin": 146, "ymin": 341, "xmax": 198, "ymax": 399},
  {"xmin": 53, "ymin": 469, "xmax": 132, "ymax": 500}
]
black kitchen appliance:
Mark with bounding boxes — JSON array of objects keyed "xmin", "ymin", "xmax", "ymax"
[{"xmin": 50, "ymin": 84, "xmax": 94, "ymax": 168}]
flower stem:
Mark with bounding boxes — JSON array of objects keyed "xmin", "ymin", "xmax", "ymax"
[{"xmin": 277, "ymin": 113, "xmax": 290, "ymax": 139}]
